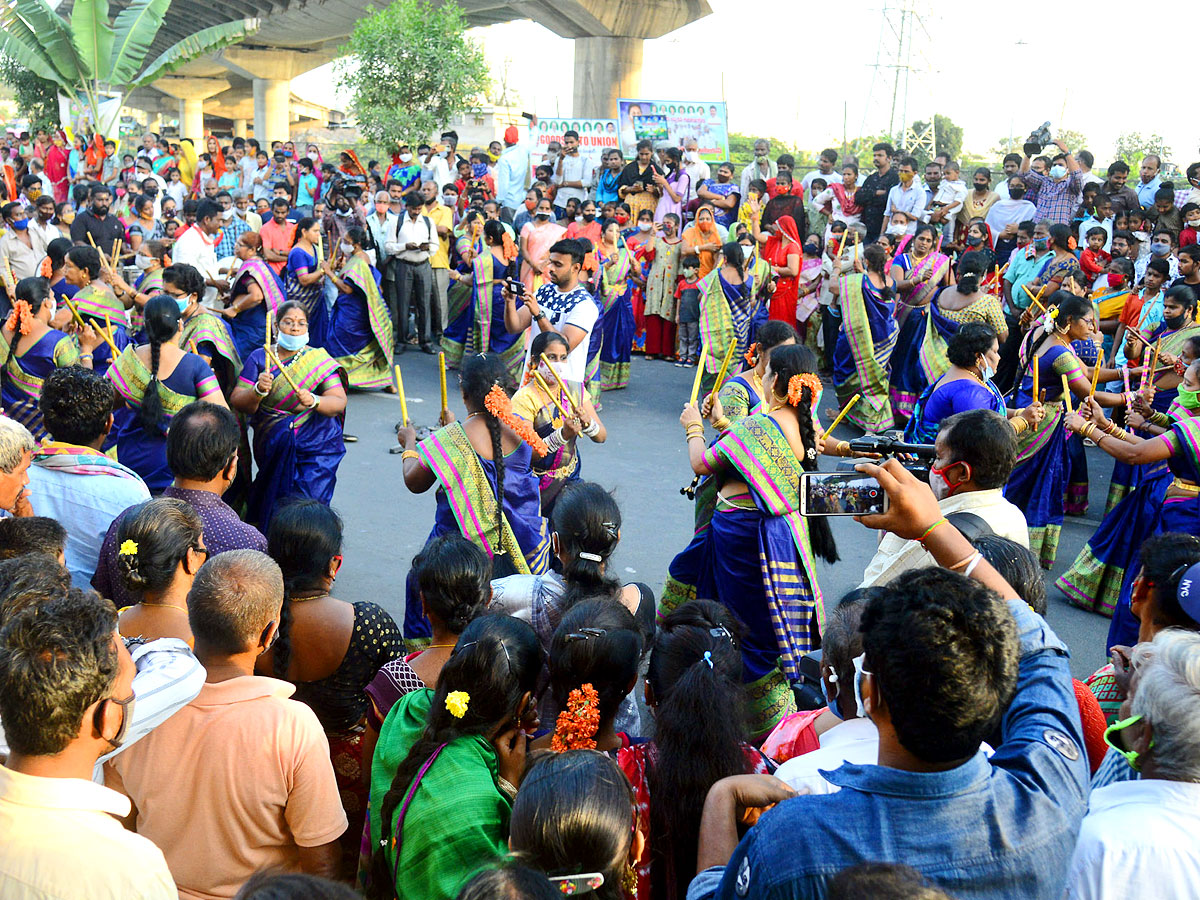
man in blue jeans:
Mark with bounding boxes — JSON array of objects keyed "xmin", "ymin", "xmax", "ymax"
[{"xmin": 687, "ymin": 461, "xmax": 1089, "ymax": 900}]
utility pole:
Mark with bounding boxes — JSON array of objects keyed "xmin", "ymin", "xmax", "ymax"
[{"xmin": 864, "ymin": 0, "xmax": 936, "ymax": 155}]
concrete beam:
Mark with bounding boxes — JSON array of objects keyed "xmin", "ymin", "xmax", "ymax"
[
  {"xmin": 573, "ymin": 36, "xmax": 643, "ymax": 119},
  {"xmin": 218, "ymin": 47, "xmax": 334, "ymax": 83},
  {"xmin": 153, "ymin": 77, "xmax": 231, "ymax": 141},
  {"xmin": 510, "ymin": 0, "xmax": 710, "ymax": 40}
]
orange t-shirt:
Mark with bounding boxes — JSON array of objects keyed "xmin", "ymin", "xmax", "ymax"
[
  {"xmin": 260, "ymin": 219, "xmax": 297, "ymax": 275},
  {"xmin": 105, "ymin": 676, "xmax": 347, "ymax": 899}
]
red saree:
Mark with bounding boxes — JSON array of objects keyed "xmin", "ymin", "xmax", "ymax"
[{"xmin": 765, "ymin": 215, "xmax": 803, "ymax": 323}]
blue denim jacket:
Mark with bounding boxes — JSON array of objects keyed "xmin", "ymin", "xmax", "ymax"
[{"xmin": 687, "ymin": 601, "xmax": 1089, "ymax": 900}]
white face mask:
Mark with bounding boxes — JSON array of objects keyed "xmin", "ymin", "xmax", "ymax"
[
  {"xmin": 886, "ymin": 223, "xmax": 907, "ymax": 235},
  {"xmin": 221, "ymin": 208, "xmax": 233, "ymax": 220},
  {"xmin": 340, "ymin": 241, "xmax": 354, "ymax": 255},
  {"xmin": 638, "ymin": 221, "xmax": 652, "ymax": 232},
  {"xmin": 277, "ymin": 330, "xmax": 309, "ymax": 351},
  {"xmin": 135, "ymin": 253, "xmax": 153, "ymax": 271},
  {"xmin": 399, "ymin": 153, "xmax": 412, "ymax": 163},
  {"xmin": 684, "ymin": 150, "xmax": 699, "ymax": 162},
  {"xmin": 307, "ymin": 151, "xmax": 318, "ymax": 161}
]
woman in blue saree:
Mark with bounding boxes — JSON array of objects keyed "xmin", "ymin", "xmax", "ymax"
[
  {"xmin": 107, "ymin": 295, "xmax": 229, "ymax": 492},
  {"xmin": 0, "ymin": 277, "xmax": 95, "ymax": 440},
  {"xmin": 223, "ymin": 232, "xmax": 287, "ymax": 364},
  {"xmin": 1064, "ymin": 358, "xmax": 1200, "ymax": 649},
  {"xmin": 1005, "ymin": 293, "xmax": 1125, "ymax": 568},
  {"xmin": 286, "ymin": 217, "xmax": 330, "ymax": 349},
  {"xmin": 886, "ymin": 224, "xmax": 952, "ymax": 420},
  {"xmin": 833, "ymin": 243, "xmax": 898, "ymax": 432},
  {"xmin": 441, "ymin": 219, "xmax": 524, "ymax": 381},
  {"xmin": 161, "ymin": 264, "xmax": 242, "ymax": 397},
  {"xmin": 905, "ymin": 323, "xmax": 1042, "ymax": 444},
  {"xmin": 323, "ymin": 226, "xmax": 394, "ymax": 390},
  {"xmin": 676, "ymin": 343, "xmax": 838, "ymax": 739},
  {"xmin": 1057, "ymin": 286, "xmax": 1200, "ymax": 620},
  {"xmin": 230, "ymin": 300, "xmax": 349, "ymax": 529},
  {"xmin": 60, "ymin": 244, "xmax": 132, "ymax": 378},
  {"xmin": 597, "ymin": 219, "xmax": 636, "ymax": 390},
  {"xmin": 396, "ymin": 352, "xmax": 552, "ymax": 647}
]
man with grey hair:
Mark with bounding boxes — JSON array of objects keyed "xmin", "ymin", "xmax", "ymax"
[
  {"xmin": 683, "ymin": 136, "xmax": 711, "ymax": 207},
  {"xmin": 1063, "ymin": 628, "xmax": 1200, "ymax": 899},
  {"xmin": 740, "ymin": 139, "xmax": 777, "ymax": 201},
  {"xmin": 1136, "ymin": 153, "xmax": 1163, "ymax": 211},
  {"xmin": 0, "ymin": 417, "xmax": 35, "ymax": 517},
  {"xmin": 105, "ymin": 550, "xmax": 346, "ymax": 895},
  {"xmin": 368, "ymin": 188, "xmax": 397, "ymax": 282}
]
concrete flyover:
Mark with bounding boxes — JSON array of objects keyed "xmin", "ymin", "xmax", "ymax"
[{"xmin": 88, "ymin": 0, "xmax": 712, "ymax": 141}]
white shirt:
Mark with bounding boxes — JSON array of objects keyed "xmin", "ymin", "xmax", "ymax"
[
  {"xmin": 740, "ymin": 158, "xmax": 776, "ymax": 200},
  {"xmin": 1078, "ymin": 216, "xmax": 1113, "ymax": 253},
  {"xmin": 368, "ymin": 210, "xmax": 398, "ymax": 274},
  {"xmin": 0, "ymin": 765, "xmax": 176, "ymax": 900},
  {"xmin": 171, "ymin": 224, "xmax": 221, "ymax": 306},
  {"xmin": 553, "ymin": 153, "xmax": 594, "ymax": 207},
  {"xmin": 239, "ymin": 154, "xmax": 258, "ymax": 193},
  {"xmin": 930, "ymin": 179, "xmax": 968, "ymax": 237},
  {"xmin": 803, "ymin": 168, "xmax": 838, "ymax": 197},
  {"xmin": 386, "ymin": 211, "xmax": 438, "ymax": 263},
  {"xmin": 884, "ymin": 180, "xmax": 926, "ymax": 234},
  {"xmin": 528, "ymin": 282, "xmax": 600, "ymax": 382},
  {"xmin": 860, "ymin": 488, "xmax": 1029, "ymax": 588},
  {"xmin": 1063, "ymin": 779, "xmax": 1200, "ymax": 900},
  {"xmin": 27, "ymin": 218, "xmax": 58, "ymax": 258},
  {"xmin": 775, "ymin": 717, "xmax": 880, "ymax": 795},
  {"xmin": 684, "ymin": 159, "xmax": 712, "ymax": 204},
  {"xmin": 164, "ymin": 180, "xmax": 187, "ymax": 210}
]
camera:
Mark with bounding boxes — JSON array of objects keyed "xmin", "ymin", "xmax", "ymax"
[
  {"xmin": 1024, "ymin": 121, "xmax": 1052, "ymax": 157},
  {"xmin": 505, "ymin": 278, "xmax": 525, "ymax": 298},
  {"xmin": 837, "ymin": 432, "xmax": 937, "ymax": 484}
]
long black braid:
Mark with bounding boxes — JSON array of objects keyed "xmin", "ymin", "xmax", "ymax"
[
  {"xmin": 460, "ymin": 353, "xmax": 516, "ymax": 572},
  {"xmin": 365, "ymin": 615, "xmax": 542, "ymax": 900},
  {"xmin": 139, "ymin": 294, "xmax": 181, "ymax": 437},
  {"xmin": 768, "ymin": 344, "xmax": 838, "ymax": 564}
]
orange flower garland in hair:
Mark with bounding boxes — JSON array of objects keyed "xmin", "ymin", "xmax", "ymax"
[
  {"xmin": 39, "ymin": 257, "xmax": 53, "ymax": 279},
  {"xmin": 4, "ymin": 300, "xmax": 33, "ymax": 336},
  {"xmin": 787, "ymin": 373, "xmax": 823, "ymax": 407},
  {"xmin": 483, "ymin": 384, "xmax": 549, "ymax": 457},
  {"xmin": 501, "ymin": 232, "xmax": 519, "ymax": 263},
  {"xmin": 744, "ymin": 346, "xmax": 757, "ymax": 367},
  {"xmin": 550, "ymin": 683, "xmax": 601, "ymax": 752}
]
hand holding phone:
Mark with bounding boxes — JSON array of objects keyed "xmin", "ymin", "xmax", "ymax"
[{"xmin": 800, "ymin": 472, "xmax": 888, "ymax": 517}]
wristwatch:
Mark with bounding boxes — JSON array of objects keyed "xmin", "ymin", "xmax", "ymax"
[{"xmin": 532, "ymin": 311, "xmax": 546, "ymax": 322}]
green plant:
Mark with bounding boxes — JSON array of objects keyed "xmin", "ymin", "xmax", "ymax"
[
  {"xmin": 0, "ymin": 0, "xmax": 257, "ymax": 136},
  {"xmin": 0, "ymin": 57, "xmax": 59, "ymax": 132},
  {"xmin": 338, "ymin": 0, "xmax": 489, "ymax": 150}
]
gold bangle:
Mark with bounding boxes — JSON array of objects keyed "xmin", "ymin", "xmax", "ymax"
[
  {"xmin": 1010, "ymin": 417, "xmax": 1027, "ymax": 434},
  {"xmin": 686, "ymin": 424, "xmax": 705, "ymax": 436},
  {"xmin": 712, "ymin": 416, "xmax": 731, "ymax": 431},
  {"xmin": 836, "ymin": 440, "xmax": 850, "ymax": 457},
  {"xmin": 401, "ymin": 450, "xmax": 420, "ymax": 461}
]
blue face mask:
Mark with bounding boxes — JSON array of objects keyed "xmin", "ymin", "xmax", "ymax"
[
  {"xmin": 175, "ymin": 297, "xmax": 190, "ymax": 313},
  {"xmin": 1049, "ymin": 164, "xmax": 1067, "ymax": 179},
  {"xmin": 278, "ymin": 330, "xmax": 309, "ymax": 351},
  {"xmin": 821, "ymin": 667, "xmax": 844, "ymax": 720},
  {"xmin": 10, "ymin": 218, "xmax": 27, "ymax": 230}
]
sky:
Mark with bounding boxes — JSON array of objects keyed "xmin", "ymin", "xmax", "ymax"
[{"xmin": 294, "ymin": 0, "xmax": 1199, "ymax": 164}]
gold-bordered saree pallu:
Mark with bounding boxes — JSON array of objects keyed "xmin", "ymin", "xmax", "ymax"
[
  {"xmin": 0, "ymin": 330, "xmax": 79, "ymax": 441},
  {"xmin": 834, "ymin": 274, "xmax": 897, "ymax": 432},
  {"xmin": 333, "ymin": 255, "xmax": 394, "ymax": 390}
]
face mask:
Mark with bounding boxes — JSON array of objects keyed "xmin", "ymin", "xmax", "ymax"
[
  {"xmin": 1107, "ymin": 272, "xmax": 1124, "ymax": 288},
  {"xmin": 1049, "ymin": 164, "xmax": 1067, "ymax": 179},
  {"xmin": 966, "ymin": 234, "xmax": 983, "ymax": 246},
  {"xmin": 283, "ymin": 150, "xmax": 293, "ymax": 158},
  {"xmin": 886, "ymin": 223, "xmax": 906, "ymax": 235},
  {"xmin": 1164, "ymin": 313, "xmax": 1186, "ymax": 330},
  {"xmin": 851, "ymin": 653, "xmax": 870, "ymax": 718},
  {"xmin": 574, "ymin": 215, "xmax": 583, "ymax": 223},
  {"xmin": 135, "ymin": 253, "xmax": 153, "ymax": 271},
  {"xmin": 278, "ymin": 330, "xmax": 309, "ymax": 351},
  {"xmin": 1103, "ymin": 714, "xmax": 1152, "ymax": 771},
  {"xmin": 929, "ymin": 461, "xmax": 969, "ymax": 500},
  {"xmin": 399, "ymin": 153, "xmax": 412, "ymax": 163},
  {"xmin": 1178, "ymin": 385, "xmax": 1200, "ymax": 410},
  {"xmin": 307, "ymin": 151, "xmax": 318, "ymax": 161},
  {"xmin": 683, "ymin": 267, "xmax": 697, "ymax": 278},
  {"xmin": 804, "ymin": 243, "xmax": 819, "ymax": 256},
  {"xmin": 340, "ymin": 241, "xmax": 354, "ymax": 256},
  {"xmin": 524, "ymin": 199, "xmax": 537, "ymax": 211},
  {"xmin": 615, "ymin": 214, "xmax": 629, "ymax": 225},
  {"xmin": 10, "ymin": 218, "xmax": 27, "ymax": 230},
  {"xmin": 821, "ymin": 668, "xmax": 843, "ymax": 721},
  {"xmin": 61, "ymin": 210, "xmax": 74, "ymax": 224},
  {"xmin": 535, "ymin": 212, "xmax": 551, "ymax": 221},
  {"xmin": 375, "ymin": 202, "xmax": 389, "ymax": 214},
  {"xmin": 1010, "ymin": 188, "xmax": 1026, "ymax": 200},
  {"xmin": 684, "ymin": 150, "xmax": 699, "ymax": 162},
  {"xmin": 1033, "ymin": 237, "xmax": 1049, "ymax": 252},
  {"xmin": 443, "ymin": 195, "xmax": 456, "ymax": 206},
  {"xmin": 898, "ymin": 172, "xmax": 914, "ymax": 185},
  {"xmin": 1188, "ymin": 220, "xmax": 1200, "ymax": 231},
  {"xmin": 638, "ymin": 221, "xmax": 652, "ymax": 232},
  {"xmin": 175, "ymin": 296, "xmax": 190, "ymax": 313},
  {"xmin": 336, "ymin": 207, "xmax": 352, "ymax": 217},
  {"xmin": 1152, "ymin": 242, "xmax": 1171, "ymax": 257},
  {"xmin": 979, "ymin": 359, "xmax": 996, "ymax": 381},
  {"xmin": 221, "ymin": 208, "xmax": 234, "ymax": 220},
  {"xmin": 472, "ymin": 163, "xmax": 489, "ymax": 178}
]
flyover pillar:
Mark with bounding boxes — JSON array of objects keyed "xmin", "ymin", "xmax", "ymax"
[
  {"xmin": 573, "ymin": 37, "xmax": 643, "ymax": 120},
  {"xmin": 154, "ymin": 76, "xmax": 230, "ymax": 141},
  {"xmin": 219, "ymin": 47, "xmax": 334, "ymax": 144},
  {"xmin": 252, "ymin": 78, "xmax": 291, "ymax": 143},
  {"xmin": 232, "ymin": 118, "xmax": 248, "ymax": 138}
]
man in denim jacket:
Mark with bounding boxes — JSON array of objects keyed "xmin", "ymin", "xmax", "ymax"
[{"xmin": 688, "ymin": 461, "xmax": 1090, "ymax": 900}]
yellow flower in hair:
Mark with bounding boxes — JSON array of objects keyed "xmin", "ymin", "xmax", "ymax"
[
  {"xmin": 119, "ymin": 539, "xmax": 139, "ymax": 557},
  {"xmin": 445, "ymin": 691, "xmax": 470, "ymax": 718}
]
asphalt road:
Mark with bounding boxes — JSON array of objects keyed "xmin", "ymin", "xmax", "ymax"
[{"xmin": 331, "ymin": 352, "xmax": 1114, "ymax": 680}]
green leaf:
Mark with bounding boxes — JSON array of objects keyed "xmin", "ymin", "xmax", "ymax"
[
  {"xmin": 70, "ymin": 0, "xmax": 115, "ymax": 80},
  {"xmin": 107, "ymin": 0, "xmax": 169, "ymax": 86},
  {"xmin": 0, "ymin": 0, "xmax": 87, "ymax": 86},
  {"xmin": 128, "ymin": 17, "xmax": 260, "ymax": 88}
]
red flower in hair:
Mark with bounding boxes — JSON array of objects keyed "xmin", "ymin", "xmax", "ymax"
[
  {"xmin": 5, "ymin": 300, "xmax": 33, "ymax": 336},
  {"xmin": 786, "ymin": 373, "xmax": 822, "ymax": 407},
  {"xmin": 550, "ymin": 683, "xmax": 601, "ymax": 752}
]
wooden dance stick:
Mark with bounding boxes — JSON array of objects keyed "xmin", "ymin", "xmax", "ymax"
[
  {"xmin": 689, "ymin": 345, "xmax": 709, "ymax": 406},
  {"xmin": 394, "ymin": 364, "xmax": 409, "ymax": 425},
  {"xmin": 64, "ymin": 297, "xmax": 119, "ymax": 354},
  {"xmin": 539, "ymin": 352, "xmax": 577, "ymax": 414},
  {"xmin": 825, "ymin": 393, "xmax": 861, "ymax": 435},
  {"xmin": 1088, "ymin": 355, "xmax": 1103, "ymax": 400},
  {"xmin": 266, "ymin": 348, "xmax": 301, "ymax": 392},
  {"xmin": 438, "ymin": 351, "xmax": 449, "ymax": 417},
  {"xmin": 709, "ymin": 336, "xmax": 739, "ymax": 400},
  {"xmin": 533, "ymin": 372, "xmax": 571, "ymax": 420},
  {"xmin": 1061, "ymin": 374, "xmax": 1073, "ymax": 414}
]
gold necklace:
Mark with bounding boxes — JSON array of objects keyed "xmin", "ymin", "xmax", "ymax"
[
  {"xmin": 289, "ymin": 591, "xmax": 328, "ymax": 603},
  {"xmin": 139, "ymin": 601, "xmax": 187, "ymax": 612}
]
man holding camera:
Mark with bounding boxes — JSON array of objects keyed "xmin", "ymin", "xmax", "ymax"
[
  {"xmin": 502, "ymin": 238, "xmax": 598, "ymax": 384},
  {"xmin": 1020, "ymin": 134, "xmax": 1083, "ymax": 226}
]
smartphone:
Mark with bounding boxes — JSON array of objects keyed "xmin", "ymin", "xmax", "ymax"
[
  {"xmin": 505, "ymin": 278, "xmax": 525, "ymax": 297},
  {"xmin": 799, "ymin": 472, "xmax": 888, "ymax": 517}
]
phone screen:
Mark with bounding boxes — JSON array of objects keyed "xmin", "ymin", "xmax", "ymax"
[{"xmin": 800, "ymin": 473, "xmax": 887, "ymax": 517}]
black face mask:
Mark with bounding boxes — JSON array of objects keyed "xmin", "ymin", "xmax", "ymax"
[
  {"xmin": 974, "ymin": 183, "xmax": 989, "ymax": 192},
  {"xmin": 1010, "ymin": 188, "xmax": 1026, "ymax": 200},
  {"xmin": 1164, "ymin": 314, "xmax": 1187, "ymax": 330},
  {"xmin": 582, "ymin": 213, "xmax": 595, "ymax": 221}
]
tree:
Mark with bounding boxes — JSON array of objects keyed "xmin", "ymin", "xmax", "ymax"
[
  {"xmin": 1114, "ymin": 131, "xmax": 1171, "ymax": 167},
  {"xmin": 338, "ymin": 0, "xmax": 489, "ymax": 150},
  {"xmin": 728, "ymin": 132, "xmax": 795, "ymax": 169},
  {"xmin": 0, "ymin": 0, "xmax": 257, "ymax": 136},
  {"xmin": 0, "ymin": 58, "xmax": 59, "ymax": 132}
]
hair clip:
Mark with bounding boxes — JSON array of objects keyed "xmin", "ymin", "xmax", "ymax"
[
  {"xmin": 548, "ymin": 873, "xmax": 605, "ymax": 895},
  {"xmin": 564, "ymin": 627, "xmax": 607, "ymax": 643},
  {"xmin": 709, "ymin": 625, "xmax": 733, "ymax": 641},
  {"xmin": 578, "ymin": 551, "xmax": 603, "ymax": 562},
  {"xmin": 702, "ymin": 650, "xmax": 714, "ymax": 669}
]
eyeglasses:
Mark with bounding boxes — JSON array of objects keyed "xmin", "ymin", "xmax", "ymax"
[{"xmin": 94, "ymin": 691, "xmax": 135, "ymax": 748}]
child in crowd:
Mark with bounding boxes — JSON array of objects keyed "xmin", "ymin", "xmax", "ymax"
[
  {"xmin": 1111, "ymin": 257, "xmax": 1169, "ymax": 368},
  {"xmin": 929, "ymin": 159, "xmax": 966, "ymax": 243},
  {"xmin": 1180, "ymin": 202, "xmax": 1200, "ymax": 247},
  {"xmin": 1077, "ymin": 195, "xmax": 1113, "ymax": 252},
  {"xmin": 674, "ymin": 254, "xmax": 702, "ymax": 366},
  {"xmin": 1095, "ymin": 256, "xmax": 1134, "ymax": 346},
  {"xmin": 805, "ymin": 177, "xmax": 829, "ymax": 240},
  {"xmin": 738, "ymin": 179, "xmax": 767, "ymax": 233},
  {"xmin": 1079, "ymin": 227, "xmax": 1112, "ymax": 283},
  {"xmin": 1153, "ymin": 186, "xmax": 1182, "ymax": 237},
  {"xmin": 1128, "ymin": 208, "xmax": 1151, "ymax": 264}
]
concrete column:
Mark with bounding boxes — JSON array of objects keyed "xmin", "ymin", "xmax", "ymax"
[
  {"xmin": 155, "ymin": 76, "xmax": 229, "ymax": 141},
  {"xmin": 573, "ymin": 36, "xmax": 643, "ymax": 119},
  {"xmin": 232, "ymin": 118, "xmax": 247, "ymax": 138},
  {"xmin": 181, "ymin": 98, "xmax": 207, "ymax": 143},
  {"xmin": 253, "ymin": 78, "xmax": 291, "ymax": 144}
]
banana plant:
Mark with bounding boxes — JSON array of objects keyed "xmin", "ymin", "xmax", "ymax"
[{"xmin": 0, "ymin": 0, "xmax": 258, "ymax": 136}]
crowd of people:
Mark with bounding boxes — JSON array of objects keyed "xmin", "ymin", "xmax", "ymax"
[{"xmin": 0, "ymin": 120, "xmax": 1198, "ymax": 900}]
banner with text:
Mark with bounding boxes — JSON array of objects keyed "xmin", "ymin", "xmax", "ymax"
[
  {"xmin": 616, "ymin": 99, "xmax": 729, "ymax": 163},
  {"xmin": 530, "ymin": 117, "xmax": 619, "ymax": 171}
]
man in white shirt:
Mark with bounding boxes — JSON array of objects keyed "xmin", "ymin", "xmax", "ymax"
[
  {"xmin": 496, "ymin": 120, "xmax": 535, "ymax": 220},
  {"xmin": 861, "ymin": 409, "xmax": 1029, "ymax": 587},
  {"xmin": 502, "ymin": 237, "xmax": 599, "ymax": 383},
  {"xmin": 884, "ymin": 156, "xmax": 925, "ymax": 235},
  {"xmin": 1076, "ymin": 149, "xmax": 1104, "ymax": 187},
  {"xmin": 1063, "ymin": 630, "xmax": 1200, "ymax": 900},
  {"xmin": 928, "ymin": 160, "xmax": 967, "ymax": 241},
  {"xmin": 683, "ymin": 137, "xmax": 711, "ymax": 206},
  {"xmin": 552, "ymin": 129, "xmax": 593, "ymax": 218},
  {"xmin": 27, "ymin": 195, "xmax": 59, "ymax": 259},
  {"xmin": 740, "ymin": 139, "xmax": 776, "ymax": 202},
  {"xmin": 385, "ymin": 192, "xmax": 440, "ymax": 353},
  {"xmin": 0, "ymin": 590, "xmax": 177, "ymax": 899},
  {"xmin": 171, "ymin": 199, "xmax": 227, "ymax": 306},
  {"xmin": 802, "ymin": 149, "xmax": 840, "ymax": 197}
]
